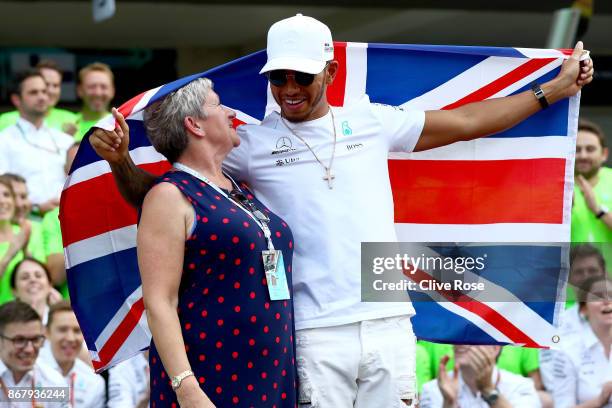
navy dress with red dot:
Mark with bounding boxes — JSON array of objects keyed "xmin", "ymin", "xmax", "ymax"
[{"xmin": 148, "ymin": 170, "xmax": 297, "ymax": 408}]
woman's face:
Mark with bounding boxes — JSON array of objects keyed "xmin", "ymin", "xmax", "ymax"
[
  {"xmin": 14, "ymin": 260, "xmax": 51, "ymax": 305},
  {"xmin": 0, "ymin": 184, "xmax": 15, "ymax": 223},
  {"xmin": 584, "ymin": 280, "xmax": 612, "ymax": 328},
  {"xmin": 199, "ymin": 91, "xmax": 239, "ymax": 150}
]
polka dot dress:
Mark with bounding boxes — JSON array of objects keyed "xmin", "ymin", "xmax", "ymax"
[{"xmin": 149, "ymin": 170, "xmax": 297, "ymax": 407}]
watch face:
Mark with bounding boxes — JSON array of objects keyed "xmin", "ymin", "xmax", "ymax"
[{"xmin": 483, "ymin": 390, "xmax": 500, "ymax": 406}]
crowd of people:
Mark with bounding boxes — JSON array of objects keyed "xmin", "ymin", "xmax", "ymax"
[{"xmin": 0, "ymin": 12, "xmax": 607, "ymax": 408}]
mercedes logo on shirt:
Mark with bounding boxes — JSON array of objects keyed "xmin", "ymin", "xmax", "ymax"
[
  {"xmin": 276, "ymin": 137, "xmax": 292, "ymax": 149},
  {"xmin": 271, "ymin": 137, "xmax": 296, "ymax": 155}
]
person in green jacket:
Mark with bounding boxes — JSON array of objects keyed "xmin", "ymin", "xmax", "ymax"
[
  {"xmin": 0, "ymin": 60, "xmax": 77, "ymax": 134},
  {"xmin": 572, "ymin": 119, "xmax": 611, "ymax": 267},
  {"xmin": 74, "ymin": 62, "xmax": 115, "ymax": 141}
]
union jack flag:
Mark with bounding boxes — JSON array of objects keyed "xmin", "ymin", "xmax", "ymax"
[{"xmin": 60, "ymin": 42, "xmax": 578, "ymax": 371}]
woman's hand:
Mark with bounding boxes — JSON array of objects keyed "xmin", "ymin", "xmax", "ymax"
[
  {"xmin": 9, "ymin": 219, "xmax": 32, "ymax": 255},
  {"xmin": 438, "ymin": 355, "xmax": 459, "ymax": 408},
  {"xmin": 175, "ymin": 377, "xmax": 216, "ymax": 408},
  {"xmin": 47, "ymin": 287, "xmax": 63, "ymax": 305}
]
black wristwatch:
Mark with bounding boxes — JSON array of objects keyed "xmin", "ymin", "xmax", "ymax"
[
  {"xmin": 482, "ymin": 388, "xmax": 500, "ymax": 406},
  {"xmin": 596, "ymin": 205, "xmax": 609, "ymax": 219}
]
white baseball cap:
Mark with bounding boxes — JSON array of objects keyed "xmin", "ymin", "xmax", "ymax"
[{"xmin": 259, "ymin": 14, "xmax": 334, "ymax": 75}]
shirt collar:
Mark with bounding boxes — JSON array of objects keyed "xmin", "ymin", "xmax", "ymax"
[
  {"xmin": 0, "ymin": 358, "xmax": 35, "ymax": 386},
  {"xmin": 16, "ymin": 116, "xmax": 46, "ymax": 133},
  {"xmin": 583, "ymin": 323, "xmax": 603, "ymax": 350}
]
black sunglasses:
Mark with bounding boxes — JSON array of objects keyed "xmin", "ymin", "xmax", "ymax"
[{"xmin": 266, "ymin": 70, "xmax": 316, "ymax": 87}]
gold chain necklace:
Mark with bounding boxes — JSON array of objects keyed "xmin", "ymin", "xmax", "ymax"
[{"xmin": 280, "ymin": 108, "xmax": 337, "ymax": 189}]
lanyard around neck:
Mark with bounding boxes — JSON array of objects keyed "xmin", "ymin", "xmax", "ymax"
[
  {"xmin": 172, "ymin": 162, "xmax": 275, "ymax": 250},
  {"xmin": 0, "ymin": 373, "xmax": 37, "ymax": 408},
  {"xmin": 15, "ymin": 122, "xmax": 60, "ymax": 155}
]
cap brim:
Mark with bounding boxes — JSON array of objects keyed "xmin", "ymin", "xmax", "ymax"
[{"xmin": 259, "ymin": 57, "xmax": 326, "ymax": 75}]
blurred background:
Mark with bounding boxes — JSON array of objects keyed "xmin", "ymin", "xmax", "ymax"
[{"xmin": 0, "ymin": 0, "xmax": 610, "ymax": 151}]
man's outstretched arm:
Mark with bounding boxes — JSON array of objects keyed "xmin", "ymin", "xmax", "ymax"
[
  {"xmin": 415, "ymin": 41, "xmax": 593, "ymax": 152},
  {"xmin": 90, "ymin": 108, "xmax": 156, "ymax": 208}
]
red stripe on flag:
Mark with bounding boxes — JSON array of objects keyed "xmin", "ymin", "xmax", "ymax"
[
  {"xmin": 60, "ymin": 161, "xmax": 171, "ymax": 246},
  {"xmin": 327, "ymin": 41, "xmax": 347, "ymax": 107},
  {"xmin": 232, "ymin": 117, "xmax": 246, "ymax": 128},
  {"xmin": 442, "ymin": 58, "xmax": 555, "ymax": 110},
  {"xmin": 92, "ymin": 297, "xmax": 146, "ymax": 372},
  {"xmin": 389, "ymin": 158, "xmax": 565, "ymax": 224},
  {"xmin": 118, "ymin": 90, "xmax": 148, "ymax": 118},
  {"xmin": 406, "ymin": 268, "xmax": 540, "ymax": 347}
]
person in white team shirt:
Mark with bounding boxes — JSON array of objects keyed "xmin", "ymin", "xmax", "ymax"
[
  {"xmin": 38, "ymin": 301, "xmax": 105, "ymax": 408},
  {"xmin": 107, "ymin": 351, "xmax": 149, "ymax": 408},
  {"xmin": 0, "ymin": 300, "xmax": 67, "ymax": 407},
  {"xmin": 90, "ymin": 14, "xmax": 593, "ymax": 407},
  {"xmin": 420, "ymin": 345, "xmax": 541, "ymax": 408},
  {"xmin": 0, "ymin": 70, "xmax": 74, "ymax": 215},
  {"xmin": 539, "ymin": 244, "xmax": 606, "ymax": 397},
  {"xmin": 550, "ymin": 275, "xmax": 612, "ymax": 408}
]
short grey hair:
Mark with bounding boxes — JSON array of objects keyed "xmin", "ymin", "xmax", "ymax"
[{"xmin": 143, "ymin": 77, "xmax": 214, "ymax": 163}]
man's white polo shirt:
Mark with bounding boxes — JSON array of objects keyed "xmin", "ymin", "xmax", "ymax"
[
  {"xmin": 225, "ymin": 96, "xmax": 424, "ymax": 330},
  {"xmin": 420, "ymin": 367, "xmax": 541, "ymax": 408},
  {"xmin": 0, "ymin": 357, "xmax": 67, "ymax": 407},
  {"xmin": 107, "ymin": 352, "xmax": 149, "ymax": 408},
  {"xmin": 38, "ymin": 344, "xmax": 105, "ymax": 408},
  {"xmin": 0, "ymin": 117, "xmax": 73, "ymax": 205}
]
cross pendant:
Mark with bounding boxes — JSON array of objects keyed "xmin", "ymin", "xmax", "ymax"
[{"xmin": 323, "ymin": 168, "xmax": 335, "ymax": 189}]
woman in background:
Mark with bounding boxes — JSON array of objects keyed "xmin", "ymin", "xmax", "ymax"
[{"xmin": 552, "ymin": 275, "xmax": 612, "ymax": 407}]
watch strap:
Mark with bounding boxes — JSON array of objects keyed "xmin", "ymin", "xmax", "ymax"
[
  {"xmin": 481, "ymin": 388, "xmax": 500, "ymax": 406},
  {"xmin": 596, "ymin": 206, "xmax": 609, "ymax": 219},
  {"xmin": 171, "ymin": 369, "xmax": 194, "ymax": 390},
  {"xmin": 531, "ymin": 82, "xmax": 549, "ymax": 109}
]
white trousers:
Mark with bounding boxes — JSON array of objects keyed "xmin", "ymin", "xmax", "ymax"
[{"xmin": 296, "ymin": 315, "xmax": 416, "ymax": 408}]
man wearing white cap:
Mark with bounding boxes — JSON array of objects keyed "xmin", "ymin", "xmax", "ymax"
[{"xmin": 90, "ymin": 13, "xmax": 593, "ymax": 407}]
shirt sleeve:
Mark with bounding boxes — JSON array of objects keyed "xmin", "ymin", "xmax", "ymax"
[
  {"xmin": 521, "ymin": 347, "xmax": 540, "ymax": 375},
  {"xmin": 222, "ymin": 125, "xmax": 251, "ymax": 182},
  {"xmin": 0, "ymin": 135, "xmax": 9, "ymax": 174},
  {"xmin": 107, "ymin": 364, "xmax": 137, "ymax": 408},
  {"xmin": 550, "ymin": 350, "xmax": 578, "ymax": 408},
  {"xmin": 91, "ymin": 375, "xmax": 107, "ymax": 408},
  {"xmin": 538, "ymin": 349, "xmax": 556, "ymax": 392},
  {"xmin": 370, "ymin": 102, "xmax": 425, "ymax": 153},
  {"xmin": 42, "ymin": 209, "xmax": 63, "ymax": 256},
  {"xmin": 418, "ymin": 379, "xmax": 443, "ymax": 408}
]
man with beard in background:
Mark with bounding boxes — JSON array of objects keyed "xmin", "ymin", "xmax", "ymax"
[
  {"xmin": 572, "ymin": 119, "xmax": 611, "ymax": 259},
  {"xmin": 74, "ymin": 62, "xmax": 115, "ymax": 142}
]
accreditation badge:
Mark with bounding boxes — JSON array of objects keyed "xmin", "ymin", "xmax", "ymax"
[{"xmin": 261, "ymin": 250, "xmax": 291, "ymax": 300}]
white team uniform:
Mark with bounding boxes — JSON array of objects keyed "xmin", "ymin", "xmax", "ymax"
[
  {"xmin": 549, "ymin": 324, "xmax": 612, "ymax": 407},
  {"xmin": 38, "ymin": 344, "xmax": 106, "ymax": 408},
  {"xmin": 0, "ymin": 118, "xmax": 73, "ymax": 205},
  {"xmin": 107, "ymin": 352, "xmax": 149, "ymax": 408},
  {"xmin": 420, "ymin": 367, "xmax": 541, "ymax": 408},
  {"xmin": 0, "ymin": 358, "xmax": 68, "ymax": 407},
  {"xmin": 224, "ymin": 95, "xmax": 425, "ymax": 405}
]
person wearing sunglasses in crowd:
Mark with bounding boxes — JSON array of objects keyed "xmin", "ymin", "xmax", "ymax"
[
  {"xmin": 0, "ymin": 300, "xmax": 67, "ymax": 407},
  {"xmin": 90, "ymin": 14, "xmax": 593, "ymax": 407}
]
